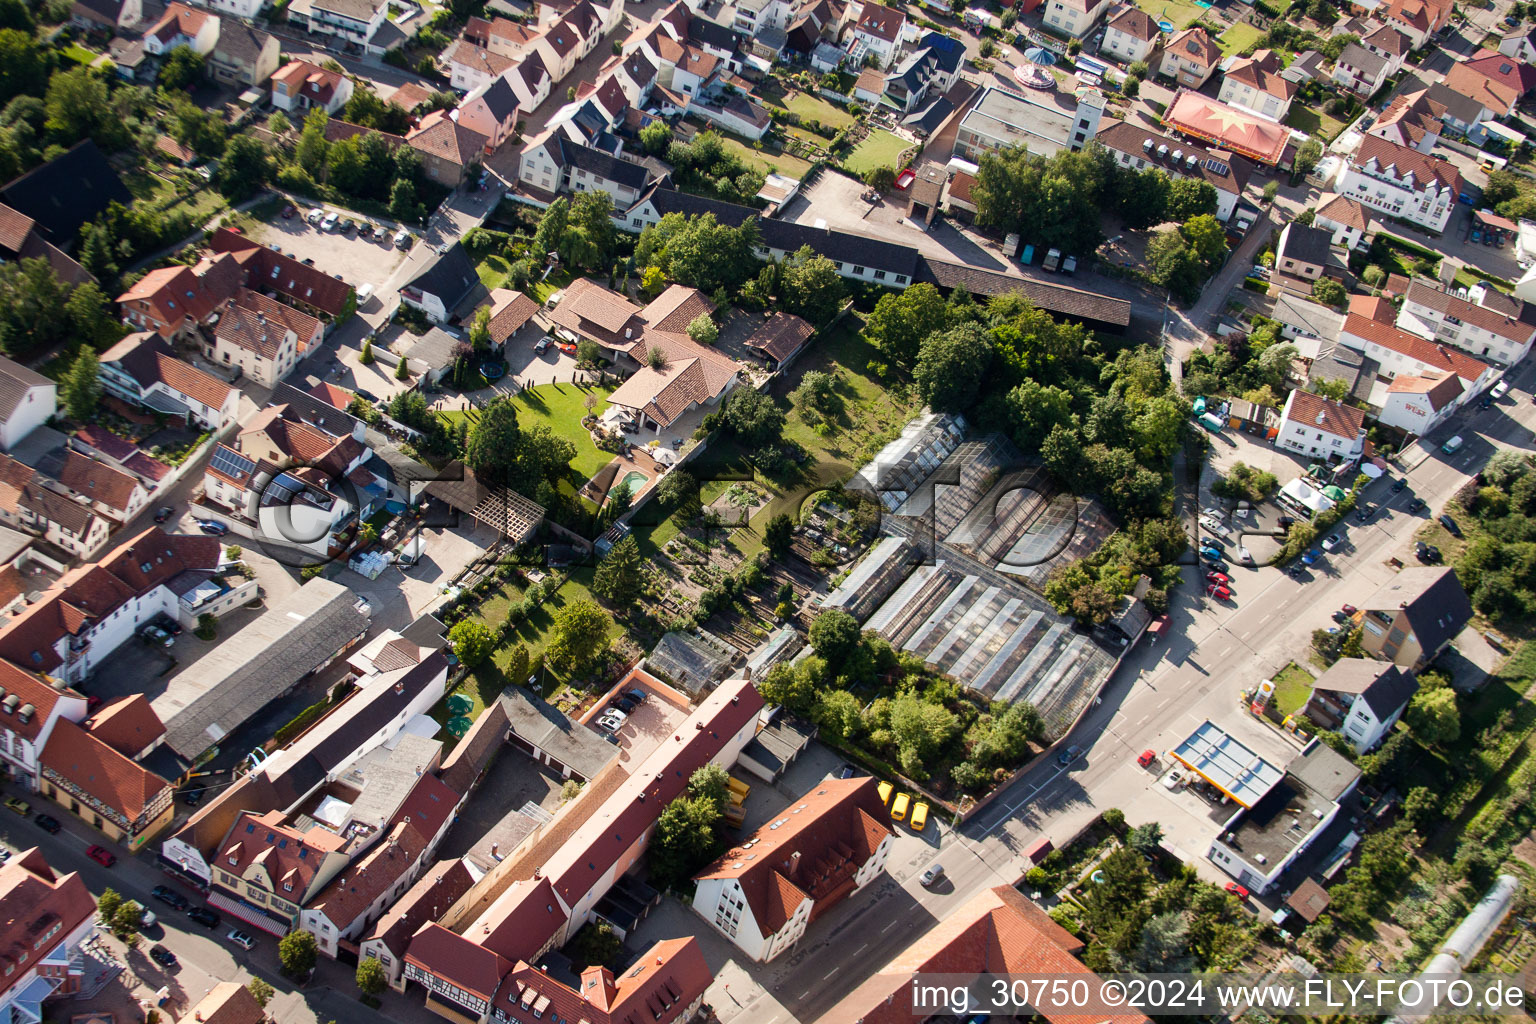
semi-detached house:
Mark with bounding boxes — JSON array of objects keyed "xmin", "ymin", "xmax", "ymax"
[
  {"xmin": 1042, "ymin": 0, "xmax": 1108, "ymax": 38},
  {"xmin": 1218, "ymin": 50, "xmax": 1296, "ymax": 120},
  {"xmin": 1397, "ymin": 278, "xmax": 1536, "ymax": 366},
  {"xmin": 1339, "ymin": 312, "xmax": 1497, "ymax": 399},
  {"xmin": 0, "ymin": 849, "xmax": 98, "ymax": 1024},
  {"xmin": 98, "ymin": 332, "xmax": 239, "ymax": 431},
  {"xmin": 1332, "ymin": 135, "xmax": 1464, "ymax": 233},
  {"xmin": 1275, "ymin": 389, "xmax": 1366, "ymax": 463},
  {"xmin": 1100, "ymin": 6, "xmax": 1158, "ymax": 62}
]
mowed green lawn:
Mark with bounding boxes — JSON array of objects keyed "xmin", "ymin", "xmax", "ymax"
[
  {"xmin": 440, "ymin": 382, "xmax": 616, "ymax": 481},
  {"xmin": 1217, "ymin": 22, "xmax": 1264, "ymax": 53},
  {"xmin": 784, "ymin": 91, "xmax": 858, "ymax": 130},
  {"xmin": 477, "ymin": 254, "xmax": 511, "ymax": 289},
  {"xmin": 1135, "ymin": 0, "xmax": 1206, "ymax": 29},
  {"xmin": 713, "ymin": 132, "xmax": 815, "ymax": 180},
  {"xmin": 842, "ymin": 130, "xmax": 912, "ymax": 175}
]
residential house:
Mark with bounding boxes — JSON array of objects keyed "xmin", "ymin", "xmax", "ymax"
[
  {"xmin": 0, "ymin": 358, "xmax": 55, "ymax": 453},
  {"xmin": 1397, "ymin": 277, "xmax": 1536, "ymax": 366},
  {"xmin": 209, "ymin": 810, "xmax": 350, "ymax": 933},
  {"xmin": 1041, "ymin": 0, "xmax": 1108, "ymax": 37},
  {"xmin": 1160, "ymin": 27, "xmax": 1219, "ymax": 88},
  {"xmin": 0, "ymin": 526, "xmax": 223, "ymax": 684},
  {"xmin": 271, "ymin": 60, "xmax": 355, "ymax": 114},
  {"xmin": 208, "ymin": 22, "xmax": 281, "ymax": 88},
  {"xmin": 115, "ymin": 253, "xmax": 244, "ymax": 339},
  {"xmin": 1332, "ymin": 42, "xmax": 1392, "ymax": 96},
  {"xmin": 485, "ymin": 938, "xmax": 710, "ymax": 1024},
  {"xmin": 408, "ymin": 110, "xmax": 489, "ymax": 186},
  {"xmin": 1339, "ymin": 313, "xmax": 1497, "ymax": 399},
  {"xmin": 191, "ymin": 0, "xmax": 268, "ymax": 21},
  {"xmin": 186, "ymin": 982, "xmax": 269, "ymax": 1024},
  {"xmin": 730, "ymin": 0, "xmax": 793, "ymax": 35},
  {"xmin": 1380, "ymin": 0, "xmax": 1451, "ymax": 48},
  {"xmin": 304, "ymin": 0, "xmax": 389, "ymax": 52},
  {"xmin": 39, "ymin": 716, "xmax": 174, "ymax": 847},
  {"xmin": 1275, "ymin": 222, "xmax": 1335, "ymax": 283},
  {"xmin": 1101, "ymin": 6, "xmax": 1158, "ymax": 63},
  {"xmin": 1332, "ymin": 135, "xmax": 1464, "ymax": 233},
  {"xmin": 518, "ymin": 134, "xmax": 658, "ymax": 208},
  {"xmin": 0, "ymin": 458, "xmax": 110, "ymax": 558},
  {"xmin": 1275, "ymin": 389, "xmax": 1366, "ymax": 462},
  {"xmin": 1461, "ymin": 52, "xmax": 1536, "ymax": 97},
  {"xmin": 1270, "ymin": 293, "xmax": 1345, "ymax": 350},
  {"xmin": 361, "ymin": 859, "xmax": 477, "ymax": 991},
  {"xmin": 298, "ymin": 771, "xmax": 461, "ymax": 956},
  {"xmin": 205, "ymin": 228, "xmax": 357, "ymax": 321},
  {"xmin": 1358, "ymin": 567, "xmax": 1473, "ymax": 669},
  {"xmin": 828, "ymin": 884, "xmax": 1151, "ymax": 1024},
  {"xmin": 0, "ymin": 660, "xmax": 87, "ymax": 791},
  {"xmin": 1425, "ymin": 80, "xmax": 1493, "ymax": 139},
  {"xmin": 1370, "ymin": 89, "xmax": 1444, "ymax": 151},
  {"xmin": 1377, "ymin": 370, "xmax": 1464, "ymax": 434},
  {"xmin": 456, "ymin": 75, "xmax": 522, "ymax": 153},
  {"xmin": 1219, "ymin": 50, "xmax": 1296, "ymax": 119},
  {"xmin": 692, "ymin": 776, "xmax": 894, "ymax": 962},
  {"xmin": 1500, "ymin": 26, "xmax": 1536, "ymax": 62},
  {"xmin": 464, "ymin": 15, "xmax": 541, "ymax": 59},
  {"xmin": 534, "ymin": 2, "xmax": 606, "ymax": 83},
  {"xmin": 445, "ymin": 39, "xmax": 518, "ymax": 93},
  {"xmin": 399, "ymin": 242, "xmax": 478, "ymax": 323},
  {"xmin": 70, "ymin": 0, "xmax": 142, "ymax": 34},
  {"xmin": 206, "ymin": 288, "xmax": 324, "ymax": 387},
  {"xmin": 952, "ymin": 84, "xmax": 1105, "ymax": 163},
  {"xmin": 682, "ymin": 90, "xmax": 772, "ymax": 139},
  {"xmin": 401, "ymin": 328, "xmax": 469, "ymax": 386},
  {"xmin": 0, "ymin": 849, "xmax": 97, "ymax": 1024},
  {"xmin": 1443, "ymin": 60, "xmax": 1520, "ymax": 129},
  {"xmin": 1098, "ymin": 121, "xmax": 1251, "ymax": 223},
  {"xmin": 56, "ymin": 451, "xmax": 149, "ymax": 524},
  {"xmin": 98, "ymin": 333, "xmax": 239, "ymax": 430},
  {"xmin": 1305, "ymin": 658, "xmax": 1418, "ymax": 753},
  {"xmin": 849, "ymin": 1, "xmax": 904, "ymax": 66},
  {"xmin": 1314, "ymin": 194, "xmax": 1376, "ymax": 250},
  {"xmin": 1360, "ymin": 23, "xmax": 1410, "ymax": 72},
  {"xmin": 551, "ymin": 281, "xmax": 742, "ymax": 432},
  {"xmin": 143, "ymin": 1, "xmax": 218, "ymax": 55},
  {"xmin": 402, "ymin": 680, "xmax": 762, "ymax": 1018},
  {"xmin": 506, "ymin": 52, "xmax": 552, "ymax": 111}
]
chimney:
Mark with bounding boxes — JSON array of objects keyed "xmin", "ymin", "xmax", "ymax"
[{"xmin": 789, "ymin": 850, "xmax": 801, "ymax": 874}]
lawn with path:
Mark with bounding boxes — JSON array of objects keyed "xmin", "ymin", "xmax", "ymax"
[
  {"xmin": 627, "ymin": 320, "xmax": 922, "ymax": 562},
  {"xmin": 713, "ymin": 132, "xmax": 815, "ymax": 180},
  {"xmin": 439, "ymin": 382, "xmax": 617, "ymax": 482},
  {"xmin": 842, "ymin": 130, "xmax": 913, "ymax": 175}
]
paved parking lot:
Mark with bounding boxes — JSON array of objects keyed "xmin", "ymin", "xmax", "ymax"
[
  {"xmin": 82, "ymin": 603, "xmax": 267, "ymax": 705},
  {"xmin": 254, "ymin": 211, "xmax": 410, "ymax": 296}
]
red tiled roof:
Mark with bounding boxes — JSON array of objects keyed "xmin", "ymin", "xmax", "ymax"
[
  {"xmin": 695, "ymin": 776, "xmax": 892, "ymax": 933},
  {"xmin": 1387, "ymin": 371, "xmax": 1463, "ymax": 410},
  {"xmin": 1352, "ymin": 134, "xmax": 1465, "ymax": 194},
  {"xmin": 0, "ymin": 205, "xmax": 35, "ymax": 253},
  {"xmin": 852, "ymin": 1, "xmax": 903, "ymax": 42},
  {"xmin": 406, "ymin": 923, "xmax": 511, "ymax": 1000},
  {"xmin": 1225, "ymin": 51, "xmax": 1297, "ymax": 101},
  {"xmin": 206, "ymin": 228, "xmax": 354, "ymax": 317},
  {"xmin": 828, "ymin": 885, "xmax": 1150, "ymax": 1024},
  {"xmin": 484, "ymin": 289, "xmax": 541, "ymax": 344},
  {"xmin": 743, "ymin": 312, "xmax": 814, "ymax": 362},
  {"xmin": 366, "ymin": 858, "xmax": 476, "ymax": 959},
  {"xmin": 1164, "ymin": 90, "xmax": 1288, "ymax": 164},
  {"xmin": 147, "ymin": 1, "xmax": 211, "ymax": 42},
  {"xmin": 1317, "ymin": 194, "xmax": 1373, "ymax": 232},
  {"xmin": 186, "ymin": 981, "xmax": 267, "ymax": 1024},
  {"xmin": 0, "ymin": 660, "xmax": 67, "ymax": 742},
  {"xmin": 1167, "ymin": 26, "xmax": 1219, "ymax": 68},
  {"xmin": 1404, "ymin": 278, "xmax": 1536, "ymax": 342},
  {"xmin": 41, "ymin": 717, "xmax": 171, "ymax": 821},
  {"xmin": 1284, "ymin": 390, "xmax": 1365, "ymax": 440},
  {"xmin": 307, "ymin": 381, "xmax": 356, "ymax": 411},
  {"xmin": 407, "ymin": 111, "xmax": 490, "ymax": 169},
  {"xmin": 549, "ymin": 277, "xmax": 643, "ymax": 342},
  {"xmin": 0, "ymin": 850, "xmax": 96, "ymax": 990},
  {"xmin": 216, "ymin": 288, "xmax": 323, "ymax": 360},
  {"xmin": 57, "ymin": 450, "xmax": 142, "ymax": 514},
  {"xmin": 1444, "ymin": 60, "xmax": 1521, "ymax": 113},
  {"xmin": 445, "ymin": 39, "xmax": 517, "ymax": 78},
  {"xmin": 1342, "ymin": 313, "xmax": 1491, "ymax": 382},
  {"xmin": 216, "ymin": 809, "xmax": 346, "ymax": 898},
  {"xmin": 98, "ymin": 331, "xmax": 237, "ymax": 412},
  {"xmin": 1106, "ymin": 5, "xmax": 1157, "ymax": 41},
  {"xmin": 475, "ymin": 876, "xmax": 567, "ymax": 963},
  {"xmin": 1348, "ymin": 293, "xmax": 1396, "ymax": 323},
  {"xmin": 309, "ymin": 820, "xmax": 428, "ymax": 929},
  {"xmin": 1464, "ymin": 52, "xmax": 1536, "ymax": 94},
  {"xmin": 85, "ymin": 694, "xmax": 165, "ymax": 759},
  {"xmin": 491, "ymin": 936, "xmax": 712, "ymax": 1024}
]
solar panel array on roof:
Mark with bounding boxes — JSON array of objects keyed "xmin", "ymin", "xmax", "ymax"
[{"xmin": 210, "ymin": 446, "xmax": 256, "ymax": 481}]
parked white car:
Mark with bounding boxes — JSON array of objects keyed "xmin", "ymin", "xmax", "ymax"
[{"xmin": 595, "ymin": 709, "xmax": 627, "ymax": 732}]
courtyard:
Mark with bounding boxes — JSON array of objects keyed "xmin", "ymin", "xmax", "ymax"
[{"xmin": 255, "ymin": 207, "xmax": 410, "ymax": 296}]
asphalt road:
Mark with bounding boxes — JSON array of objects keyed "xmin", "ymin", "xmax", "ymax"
[{"xmin": 713, "ymin": 379, "xmax": 1536, "ymax": 1024}]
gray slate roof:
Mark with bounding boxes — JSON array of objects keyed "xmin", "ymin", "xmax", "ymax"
[
  {"xmin": 154, "ymin": 577, "xmax": 372, "ymax": 758},
  {"xmin": 0, "ymin": 356, "xmax": 52, "ymax": 425},
  {"xmin": 497, "ymin": 686, "xmax": 619, "ymax": 782},
  {"xmin": 1311, "ymin": 657, "xmax": 1420, "ymax": 720},
  {"xmin": 1364, "ymin": 566, "xmax": 1473, "ymax": 658}
]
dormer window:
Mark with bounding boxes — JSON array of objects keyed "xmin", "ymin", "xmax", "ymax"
[
  {"xmin": 283, "ymin": 881, "xmax": 294, "ymax": 892},
  {"xmin": 228, "ymin": 854, "xmax": 238, "ymax": 865}
]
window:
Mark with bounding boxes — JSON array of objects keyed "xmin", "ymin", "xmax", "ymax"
[
  {"xmin": 874, "ymin": 270, "xmax": 886, "ymax": 280},
  {"xmin": 852, "ymin": 265, "xmax": 865, "ymax": 275},
  {"xmin": 894, "ymin": 274, "xmax": 908, "ymax": 285}
]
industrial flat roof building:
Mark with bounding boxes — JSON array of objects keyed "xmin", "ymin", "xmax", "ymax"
[{"xmin": 154, "ymin": 577, "xmax": 371, "ymax": 761}]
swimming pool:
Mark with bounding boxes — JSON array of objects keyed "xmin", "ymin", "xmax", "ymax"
[{"xmin": 616, "ymin": 470, "xmax": 648, "ymax": 494}]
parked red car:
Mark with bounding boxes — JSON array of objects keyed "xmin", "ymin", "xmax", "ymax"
[
  {"xmin": 1207, "ymin": 584, "xmax": 1232, "ymax": 600},
  {"xmin": 87, "ymin": 845, "xmax": 117, "ymax": 868},
  {"xmin": 1206, "ymin": 571, "xmax": 1230, "ymax": 585},
  {"xmin": 1137, "ymin": 749, "xmax": 1157, "ymax": 768},
  {"xmin": 1225, "ymin": 882, "xmax": 1250, "ymax": 899}
]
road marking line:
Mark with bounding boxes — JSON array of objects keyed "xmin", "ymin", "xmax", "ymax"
[
  {"xmin": 882, "ymin": 919, "xmax": 900, "ymax": 932},
  {"xmin": 824, "ymin": 969, "xmax": 838, "ymax": 980}
]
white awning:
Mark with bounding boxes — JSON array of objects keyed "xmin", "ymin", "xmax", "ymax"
[{"xmin": 206, "ymin": 892, "xmax": 290, "ymax": 936}]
